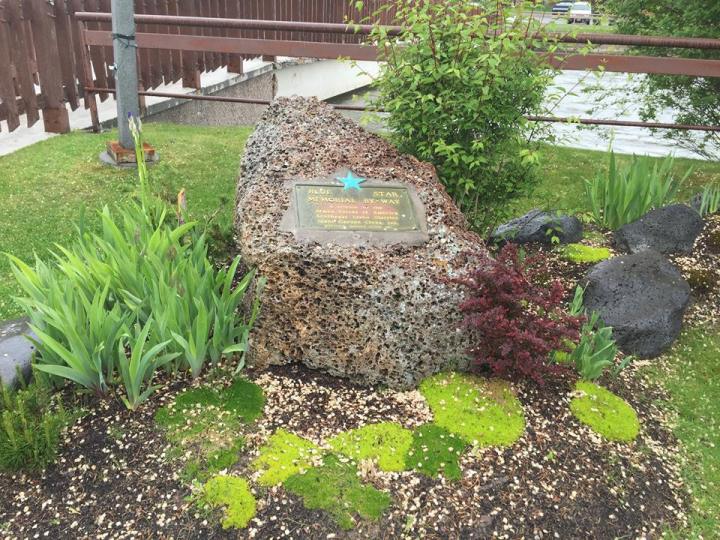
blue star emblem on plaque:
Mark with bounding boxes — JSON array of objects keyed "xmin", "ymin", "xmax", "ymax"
[{"xmin": 336, "ymin": 171, "xmax": 366, "ymax": 191}]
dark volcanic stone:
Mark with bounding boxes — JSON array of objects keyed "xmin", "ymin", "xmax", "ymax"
[
  {"xmin": 235, "ymin": 97, "xmax": 486, "ymax": 388},
  {"xmin": 583, "ymin": 251, "xmax": 691, "ymax": 358},
  {"xmin": 613, "ymin": 204, "xmax": 704, "ymax": 255},
  {"xmin": 0, "ymin": 318, "xmax": 36, "ymax": 388},
  {"xmin": 491, "ymin": 209, "xmax": 583, "ymax": 245}
]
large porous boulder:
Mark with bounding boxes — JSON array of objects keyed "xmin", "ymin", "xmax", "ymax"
[
  {"xmin": 235, "ymin": 97, "xmax": 486, "ymax": 388},
  {"xmin": 491, "ymin": 209, "xmax": 583, "ymax": 245},
  {"xmin": 613, "ymin": 204, "xmax": 704, "ymax": 255},
  {"xmin": 0, "ymin": 318, "xmax": 36, "ymax": 388},
  {"xmin": 583, "ymin": 251, "xmax": 691, "ymax": 358}
]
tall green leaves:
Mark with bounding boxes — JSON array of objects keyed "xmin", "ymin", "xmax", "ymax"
[
  {"xmin": 585, "ymin": 152, "xmax": 691, "ymax": 230},
  {"xmin": 365, "ymin": 0, "xmax": 556, "ymax": 230},
  {"xmin": 697, "ymin": 184, "xmax": 720, "ymax": 216},
  {"xmin": 8, "ymin": 201, "xmax": 261, "ymax": 409}
]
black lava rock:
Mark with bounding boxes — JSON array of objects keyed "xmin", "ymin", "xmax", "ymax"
[
  {"xmin": 613, "ymin": 204, "xmax": 704, "ymax": 255},
  {"xmin": 583, "ymin": 251, "xmax": 691, "ymax": 358},
  {"xmin": 491, "ymin": 209, "xmax": 583, "ymax": 246}
]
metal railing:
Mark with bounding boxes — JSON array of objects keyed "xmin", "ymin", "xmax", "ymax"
[{"xmin": 73, "ymin": 12, "xmax": 720, "ymax": 134}]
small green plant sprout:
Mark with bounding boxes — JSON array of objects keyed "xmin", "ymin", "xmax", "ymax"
[
  {"xmin": 559, "ymin": 243, "xmax": 611, "ymax": 264},
  {"xmin": 328, "ymin": 422, "xmax": 413, "ymax": 472},
  {"xmin": 570, "ymin": 311, "xmax": 618, "ymax": 380},
  {"xmin": 253, "ymin": 429, "xmax": 322, "ymax": 486},
  {"xmin": 564, "ymin": 285, "xmax": 623, "ymax": 381},
  {"xmin": 697, "ymin": 183, "xmax": 720, "ymax": 216},
  {"xmin": 198, "ymin": 475, "xmax": 256, "ymax": 529},
  {"xmin": 405, "ymin": 424, "xmax": 469, "ymax": 481},
  {"xmin": 284, "ymin": 454, "xmax": 391, "ymax": 531},
  {"xmin": 585, "ymin": 152, "xmax": 691, "ymax": 230},
  {"xmin": 570, "ymin": 381, "xmax": 640, "ymax": 442},
  {"xmin": 419, "ymin": 373, "xmax": 525, "ymax": 447}
]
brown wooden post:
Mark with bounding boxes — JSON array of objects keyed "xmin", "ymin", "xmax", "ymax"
[
  {"xmin": 226, "ymin": 0, "xmax": 244, "ymax": 74},
  {"xmin": 77, "ymin": 13, "xmax": 101, "ymax": 132},
  {"xmin": 28, "ymin": 0, "xmax": 70, "ymax": 133}
]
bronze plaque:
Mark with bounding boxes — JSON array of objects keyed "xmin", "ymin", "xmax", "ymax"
[{"xmin": 294, "ymin": 184, "xmax": 421, "ymax": 232}]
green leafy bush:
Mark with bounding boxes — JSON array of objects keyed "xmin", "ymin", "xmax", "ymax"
[
  {"xmin": 7, "ymin": 121, "xmax": 262, "ymax": 409},
  {"xmin": 585, "ymin": 152, "xmax": 691, "ymax": 230},
  {"xmin": 365, "ymin": 0, "xmax": 555, "ymax": 230},
  {"xmin": 0, "ymin": 371, "xmax": 77, "ymax": 471}
]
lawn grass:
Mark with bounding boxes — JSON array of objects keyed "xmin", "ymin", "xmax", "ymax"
[
  {"xmin": 0, "ymin": 123, "xmax": 252, "ymax": 320},
  {"xmin": 644, "ymin": 327, "xmax": 720, "ymax": 538},
  {"xmin": 511, "ymin": 145, "xmax": 720, "ymax": 217}
]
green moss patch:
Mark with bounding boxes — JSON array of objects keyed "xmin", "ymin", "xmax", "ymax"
[
  {"xmin": 570, "ymin": 381, "xmax": 640, "ymax": 442},
  {"xmin": 156, "ymin": 379, "xmax": 265, "ymax": 428},
  {"xmin": 406, "ymin": 424, "xmax": 469, "ymax": 481},
  {"xmin": 181, "ymin": 439, "xmax": 245, "ymax": 484},
  {"xmin": 284, "ymin": 454, "xmax": 391, "ymax": 531},
  {"xmin": 419, "ymin": 372, "xmax": 525, "ymax": 447},
  {"xmin": 155, "ymin": 379, "xmax": 264, "ymax": 482},
  {"xmin": 200, "ymin": 475, "xmax": 256, "ymax": 529},
  {"xmin": 327, "ymin": 422, "xmax": 413, "ymax": 472},
  {"xmin": 253, "ymin": 429, "xmax": 322, "ymax": 486},
  {"xmin": 559, "ymin": 243, "xmax": 611, "ymax": 264},
  {"xmin": 221, "ymin": 379, "xmax": 266, "ymax": 422}
]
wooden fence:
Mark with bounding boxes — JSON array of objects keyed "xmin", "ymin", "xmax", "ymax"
[
  {"xmin": 2, "ymin": 1, "xmax": 720, "ymax": 136},
  {"xmin": 0, "ymin": 0, "xmax": 392, "ymax": 134}
]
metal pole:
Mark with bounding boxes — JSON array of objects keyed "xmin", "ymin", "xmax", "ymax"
[{"xmin": 111, "ymin": 0, "xmax": 140, "ymax": 149}]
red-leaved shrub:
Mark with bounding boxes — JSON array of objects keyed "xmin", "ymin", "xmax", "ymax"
[{"xmin": 456, "ymin": 244, "xmax": 582, "ymax": 384}]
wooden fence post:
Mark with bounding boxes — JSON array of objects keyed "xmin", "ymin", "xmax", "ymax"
[{"xmin": 28, "ymin": 0, "xmax": 70, "ymax": 133}]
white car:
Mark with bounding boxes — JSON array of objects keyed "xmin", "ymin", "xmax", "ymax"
[{"xmin": 567, "ymin": 2, "xmax": 593, "ymax": 24}]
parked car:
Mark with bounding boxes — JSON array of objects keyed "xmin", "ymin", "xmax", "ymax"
[
  {"xmin": 551, "ymin": 2, "xmax": 573, "ymax": 17},
  {"xmin": 567, "ymin": 2, "xmax": 593, "ymax": 24}
]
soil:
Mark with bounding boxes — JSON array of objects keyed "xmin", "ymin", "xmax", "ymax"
[{"xmin": 0, "ymin": 360, "xmax": 688, "ymax": 540}]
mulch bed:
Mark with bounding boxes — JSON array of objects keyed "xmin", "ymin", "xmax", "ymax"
[
  {"xmin": 3, "ymin": 218, "xmax": 716, "ymax": 540},
  {"xmin": 0, "ymin": 359, "xmax": 688, "ymax": 539}
]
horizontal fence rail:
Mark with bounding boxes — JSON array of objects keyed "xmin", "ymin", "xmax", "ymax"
[
  {"xmin": 1, "ymin": 1, "xmax": 720, "ymax": 135},
  {"xmin": 86, "ymin": 87, "xmax": 720, "ymax": 133}
]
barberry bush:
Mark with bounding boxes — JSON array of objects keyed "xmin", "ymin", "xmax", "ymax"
[{"xmin": 456, "ymin": 244, "xmax": 582, "ymax": 384}]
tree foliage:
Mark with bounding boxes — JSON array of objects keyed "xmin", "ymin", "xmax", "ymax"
[{"xmin": 607, "ymin": 0, "xmax": 720, "ymax": 159}]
